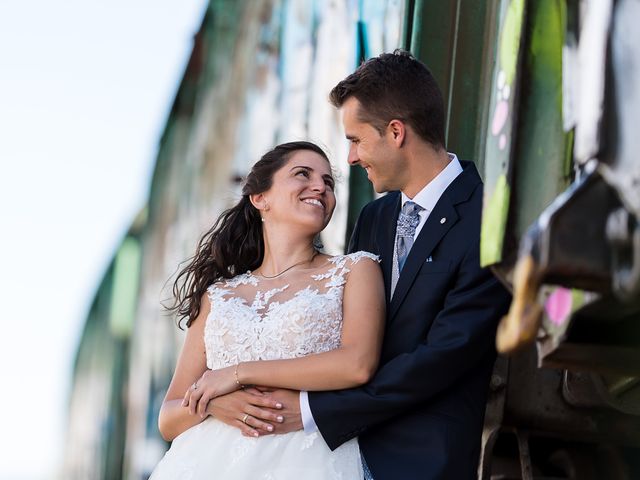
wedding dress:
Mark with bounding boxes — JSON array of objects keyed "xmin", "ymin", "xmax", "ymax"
[{"xmin": 150, "ymin": 252, "xmax": 378, "ymax": 479}]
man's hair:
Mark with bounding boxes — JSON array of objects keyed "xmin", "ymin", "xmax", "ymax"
[{"xmin": 329, "ymin": 49, "xmax": 446, "ymax": 149}]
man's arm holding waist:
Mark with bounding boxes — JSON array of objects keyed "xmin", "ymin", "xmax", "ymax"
[{"xmin": 308, "ymin": 240, "xmax": 511, "ymax": 450}]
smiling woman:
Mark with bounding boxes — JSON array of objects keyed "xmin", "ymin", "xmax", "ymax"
[
  {"xmin": 167, "ymin": 141, "xmax": 336, "ymax": 328},
  {"xmin": 253, "ymin": 149, "xmax": 337, "ymax": 253},
  {"xmin": 150, "ymin": 141, "xmax": 385, "ymax": 479}
]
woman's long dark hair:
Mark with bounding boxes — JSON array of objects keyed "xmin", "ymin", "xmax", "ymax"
[{"xmin": 169, "ymin": 141, "xmax": 330, "ymax": 328}]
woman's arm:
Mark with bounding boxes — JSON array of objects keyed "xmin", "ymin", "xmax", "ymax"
[
  {"xmin": 240, "ymin": 257, "xmax": 385, "ymax": 389},
  {"xmin": 157, "ymin": 293, "xmax": 210, "ymax": 440},
  {"xmin": 187, "ymin": 257, "xmax": 385, "ymax": 417},
  {"xmin": 159, "ymin": 292, "xmax": 288, "ymax": 440}
]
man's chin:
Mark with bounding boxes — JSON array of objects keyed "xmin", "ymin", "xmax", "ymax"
[
  {"xmin": 366, "ymin": 174, "xmax": 392, "ymax": 193},
  {"xmin": 372, "ymin": 182, "xmax": 390, "ymax": 194}
]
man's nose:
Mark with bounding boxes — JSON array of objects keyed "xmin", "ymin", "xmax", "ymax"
[{"xmin": 347, "ymin": 144, "xmax": 359, "ymax": 165}]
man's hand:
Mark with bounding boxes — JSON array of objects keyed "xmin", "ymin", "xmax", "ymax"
[
  {"xmin": 253, "ymin": 388, "xmax": 303, "ymax": 435},
  {"xmin": 206, "ymin": 388, "xmax": 284, "ymax": 437}
]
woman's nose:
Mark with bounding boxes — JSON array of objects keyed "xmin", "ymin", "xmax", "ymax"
[{"xmin": 310, "ymin": 175, "xmax": 326, "ymax": 192}]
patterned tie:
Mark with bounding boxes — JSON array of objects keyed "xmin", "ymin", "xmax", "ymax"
[
  {"xmin": 362, "ymin": 455, "xmax": 374, "ymax": 480},
  {"xmin": 391, "ymin": 201, "xmax": 423, "ymax": 297}
]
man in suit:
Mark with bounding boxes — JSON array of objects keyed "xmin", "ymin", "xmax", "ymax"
[
  {"xmin": 301, "ymin": 50, "xmax": 512, "ymax": 479},
  {"xmin": 210, "ymin": 50, "xmax": 511, "ymax": 479}
]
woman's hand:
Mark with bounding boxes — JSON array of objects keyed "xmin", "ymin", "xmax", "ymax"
[
  {"xmin": 205, "ymin": 387, "xmax": 285, "ymax": 437},
  {"xmin": 182, "ymin": 365, "xmax": 241, "ymax": 417}
]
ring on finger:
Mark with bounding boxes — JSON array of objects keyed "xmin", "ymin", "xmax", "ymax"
[
  {"xmin": 242, "ymin": 413, "xmax": 250, "ymax": 424},
  {"xmin": 191, "ymin": 382, "xmax": 198, "ymax": 390}
]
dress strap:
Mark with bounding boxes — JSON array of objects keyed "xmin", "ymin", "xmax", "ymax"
[
  {"xmin": 313, "ymin": 252, "xmax": 380, "ymax": 290},
  {"xmin": 207, "ymin": 272, "xmax": 258, "ymax": 301}
]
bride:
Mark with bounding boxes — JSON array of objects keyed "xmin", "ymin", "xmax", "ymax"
[{"xmin": 150, "ymin": 141, "xmax": 385, "ymax": 479}]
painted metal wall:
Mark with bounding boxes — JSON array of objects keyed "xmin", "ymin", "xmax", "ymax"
[
  {"xmin": 405, "ymin": 1, "xmax": 639, "ymax": 476},
  {"xmin": 61, "ymin": 225, "xmax": 142, "ymax": 479}
]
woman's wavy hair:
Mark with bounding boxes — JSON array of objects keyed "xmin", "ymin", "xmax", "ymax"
[{"xmin": 169, "ymin": 141, "xmax": 330, "ymax": 328}]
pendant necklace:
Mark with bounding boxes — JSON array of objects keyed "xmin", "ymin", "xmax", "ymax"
[{"xmin": 256, "ymin": 250, "xmax": 319, "ymax": 279}]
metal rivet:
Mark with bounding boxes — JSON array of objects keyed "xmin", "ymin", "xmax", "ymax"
[{"xmin": 440, "ymin": 217, "xmax": 446, "ymax": 224}]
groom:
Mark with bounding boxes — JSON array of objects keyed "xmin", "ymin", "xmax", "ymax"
[{"xmin": 213, "ymin": 50, "xmax": 511, "ymax": 479}]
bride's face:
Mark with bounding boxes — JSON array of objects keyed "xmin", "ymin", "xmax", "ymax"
[{"xmin": 260, "ymin": 150, "xmax": 336, "ymax": 234}]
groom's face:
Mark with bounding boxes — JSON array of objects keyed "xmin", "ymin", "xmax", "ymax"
[{"xmin": 341, "ymin": 97, "xmax": 400, "ymax": 193}]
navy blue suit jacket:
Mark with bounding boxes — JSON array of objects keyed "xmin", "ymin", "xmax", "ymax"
[{"xmin": 308, "ymin": 161, "xmax": 511, "ymax": 479}]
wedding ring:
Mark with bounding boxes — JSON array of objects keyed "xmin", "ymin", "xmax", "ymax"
[
  {"xmin": 242, "ymin": 413, "xmax": 250, "ymax": 424},
  {"xmin": 192, "ymin": 382, "xmax": 198, "ymax": 390}
]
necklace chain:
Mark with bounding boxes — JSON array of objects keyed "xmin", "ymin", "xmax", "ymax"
[{"xmin": 256, "ymin": 250, "xmax": 319, "ymax": 279}]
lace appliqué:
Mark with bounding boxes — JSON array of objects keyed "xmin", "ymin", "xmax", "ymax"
[
  {"xmin": 251, "ymin": 284, "xmax": 289, "ymax": 312},
  {"xmin": 204, "ymin": 252, "xmax": 379, "ymax": 370},
  {"xmin": 300, "ymin": 431, "xmax": 319, "ymax": 449},
  {"xmin": 224, "ymin": 272, "xmax": 259, "ymax": 288},
  {"xmin": 313, "ymin": 251, "xmax": 379, "ymax": 286},
  {"xmin": 229, "ymin": 435, "xmax": 258, "ymax": 466}
]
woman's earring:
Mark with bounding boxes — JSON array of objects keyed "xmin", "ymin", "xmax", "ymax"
[{"xmin": 261, "ymin": 217, "xmax": 265, "ymax": 223}]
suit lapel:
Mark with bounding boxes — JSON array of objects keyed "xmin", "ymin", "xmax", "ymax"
[
  {"xmin": 388, "ymin": 160, "xmax": 481, "ymax": 321},
  {"xmin": 389, "ymin": 196, "xmax": 458, "ymax": 320}
]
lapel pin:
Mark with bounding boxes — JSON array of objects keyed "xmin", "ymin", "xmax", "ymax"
[{"xmin": 440, "ymin": 217, "xmax": 446, "ymax": 224}]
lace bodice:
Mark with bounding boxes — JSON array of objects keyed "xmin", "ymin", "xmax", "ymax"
[{"xmin": 204, "ymin": 251, "xmax": 379, "ymax": 370}]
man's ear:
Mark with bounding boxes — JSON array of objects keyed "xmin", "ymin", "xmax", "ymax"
[{"xmin": 387, "ymin": 119, "xmax": 406, "ymax": 147}]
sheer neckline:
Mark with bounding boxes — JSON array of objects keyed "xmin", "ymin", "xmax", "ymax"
[
  {"xmin": 247, "ymin": 254, "xmax": 333, "ymax": 281},
  {"xmin": 204, "ymin": 251, "xmax": 380, "ymax": 370}
]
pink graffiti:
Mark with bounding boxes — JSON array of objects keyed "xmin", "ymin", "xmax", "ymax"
[
  {"xmin": 491, "ymin": 100, "xmax": 509, "ymax": 136},
  {"xmin": 545, "ymin": 287, "xmax": 573, "ymax": 326}
]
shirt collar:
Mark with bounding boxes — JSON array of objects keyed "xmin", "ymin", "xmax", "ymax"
[{"xmin": 401, "ymin": 153, "xmax": 463, "ymax": 212}]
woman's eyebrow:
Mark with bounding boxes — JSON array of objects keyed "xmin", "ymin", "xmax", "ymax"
[{"xmin": 290, "ymin": 165, "xmax": 334, "ymax": 181}]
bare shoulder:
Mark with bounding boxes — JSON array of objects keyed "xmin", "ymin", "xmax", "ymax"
[
  {"xmin": 341, "ymin": 252, "xmax": 385, "ymax": 307},
  {"xmin": 344, "ymin": 251, "xmax": 380, "ymax": 266},
  {"xmin": 341, "ymin": 251, "xmax": 382, "ymax": 281}
]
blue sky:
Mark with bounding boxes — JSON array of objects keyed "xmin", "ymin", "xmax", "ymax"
[{"xmin": 0, "ymin": 1, "xmax": 207, "ymax": 477}]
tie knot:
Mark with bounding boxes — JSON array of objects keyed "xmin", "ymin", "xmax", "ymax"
[
  {"xmin": 402, "ymin": 201, "xmax": 422, "ymax": 216},
  {"xmin": 397, "ymin": 201, "xmax": 423, "ymax": 238}
]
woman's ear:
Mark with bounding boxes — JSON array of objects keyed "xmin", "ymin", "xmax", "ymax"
[{"xmin": 249, "ymin": 193, "xmax": 269, "ymax": 212}]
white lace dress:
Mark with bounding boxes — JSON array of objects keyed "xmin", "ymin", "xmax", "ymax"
[{"xmin": 150, "ymin": 252, "xmax": 379, "ymax": 480}]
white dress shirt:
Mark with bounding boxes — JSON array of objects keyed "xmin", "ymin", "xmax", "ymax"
[{"xmin": 300, "ymin": 154, "xmax": 464, "ymax": 434}]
